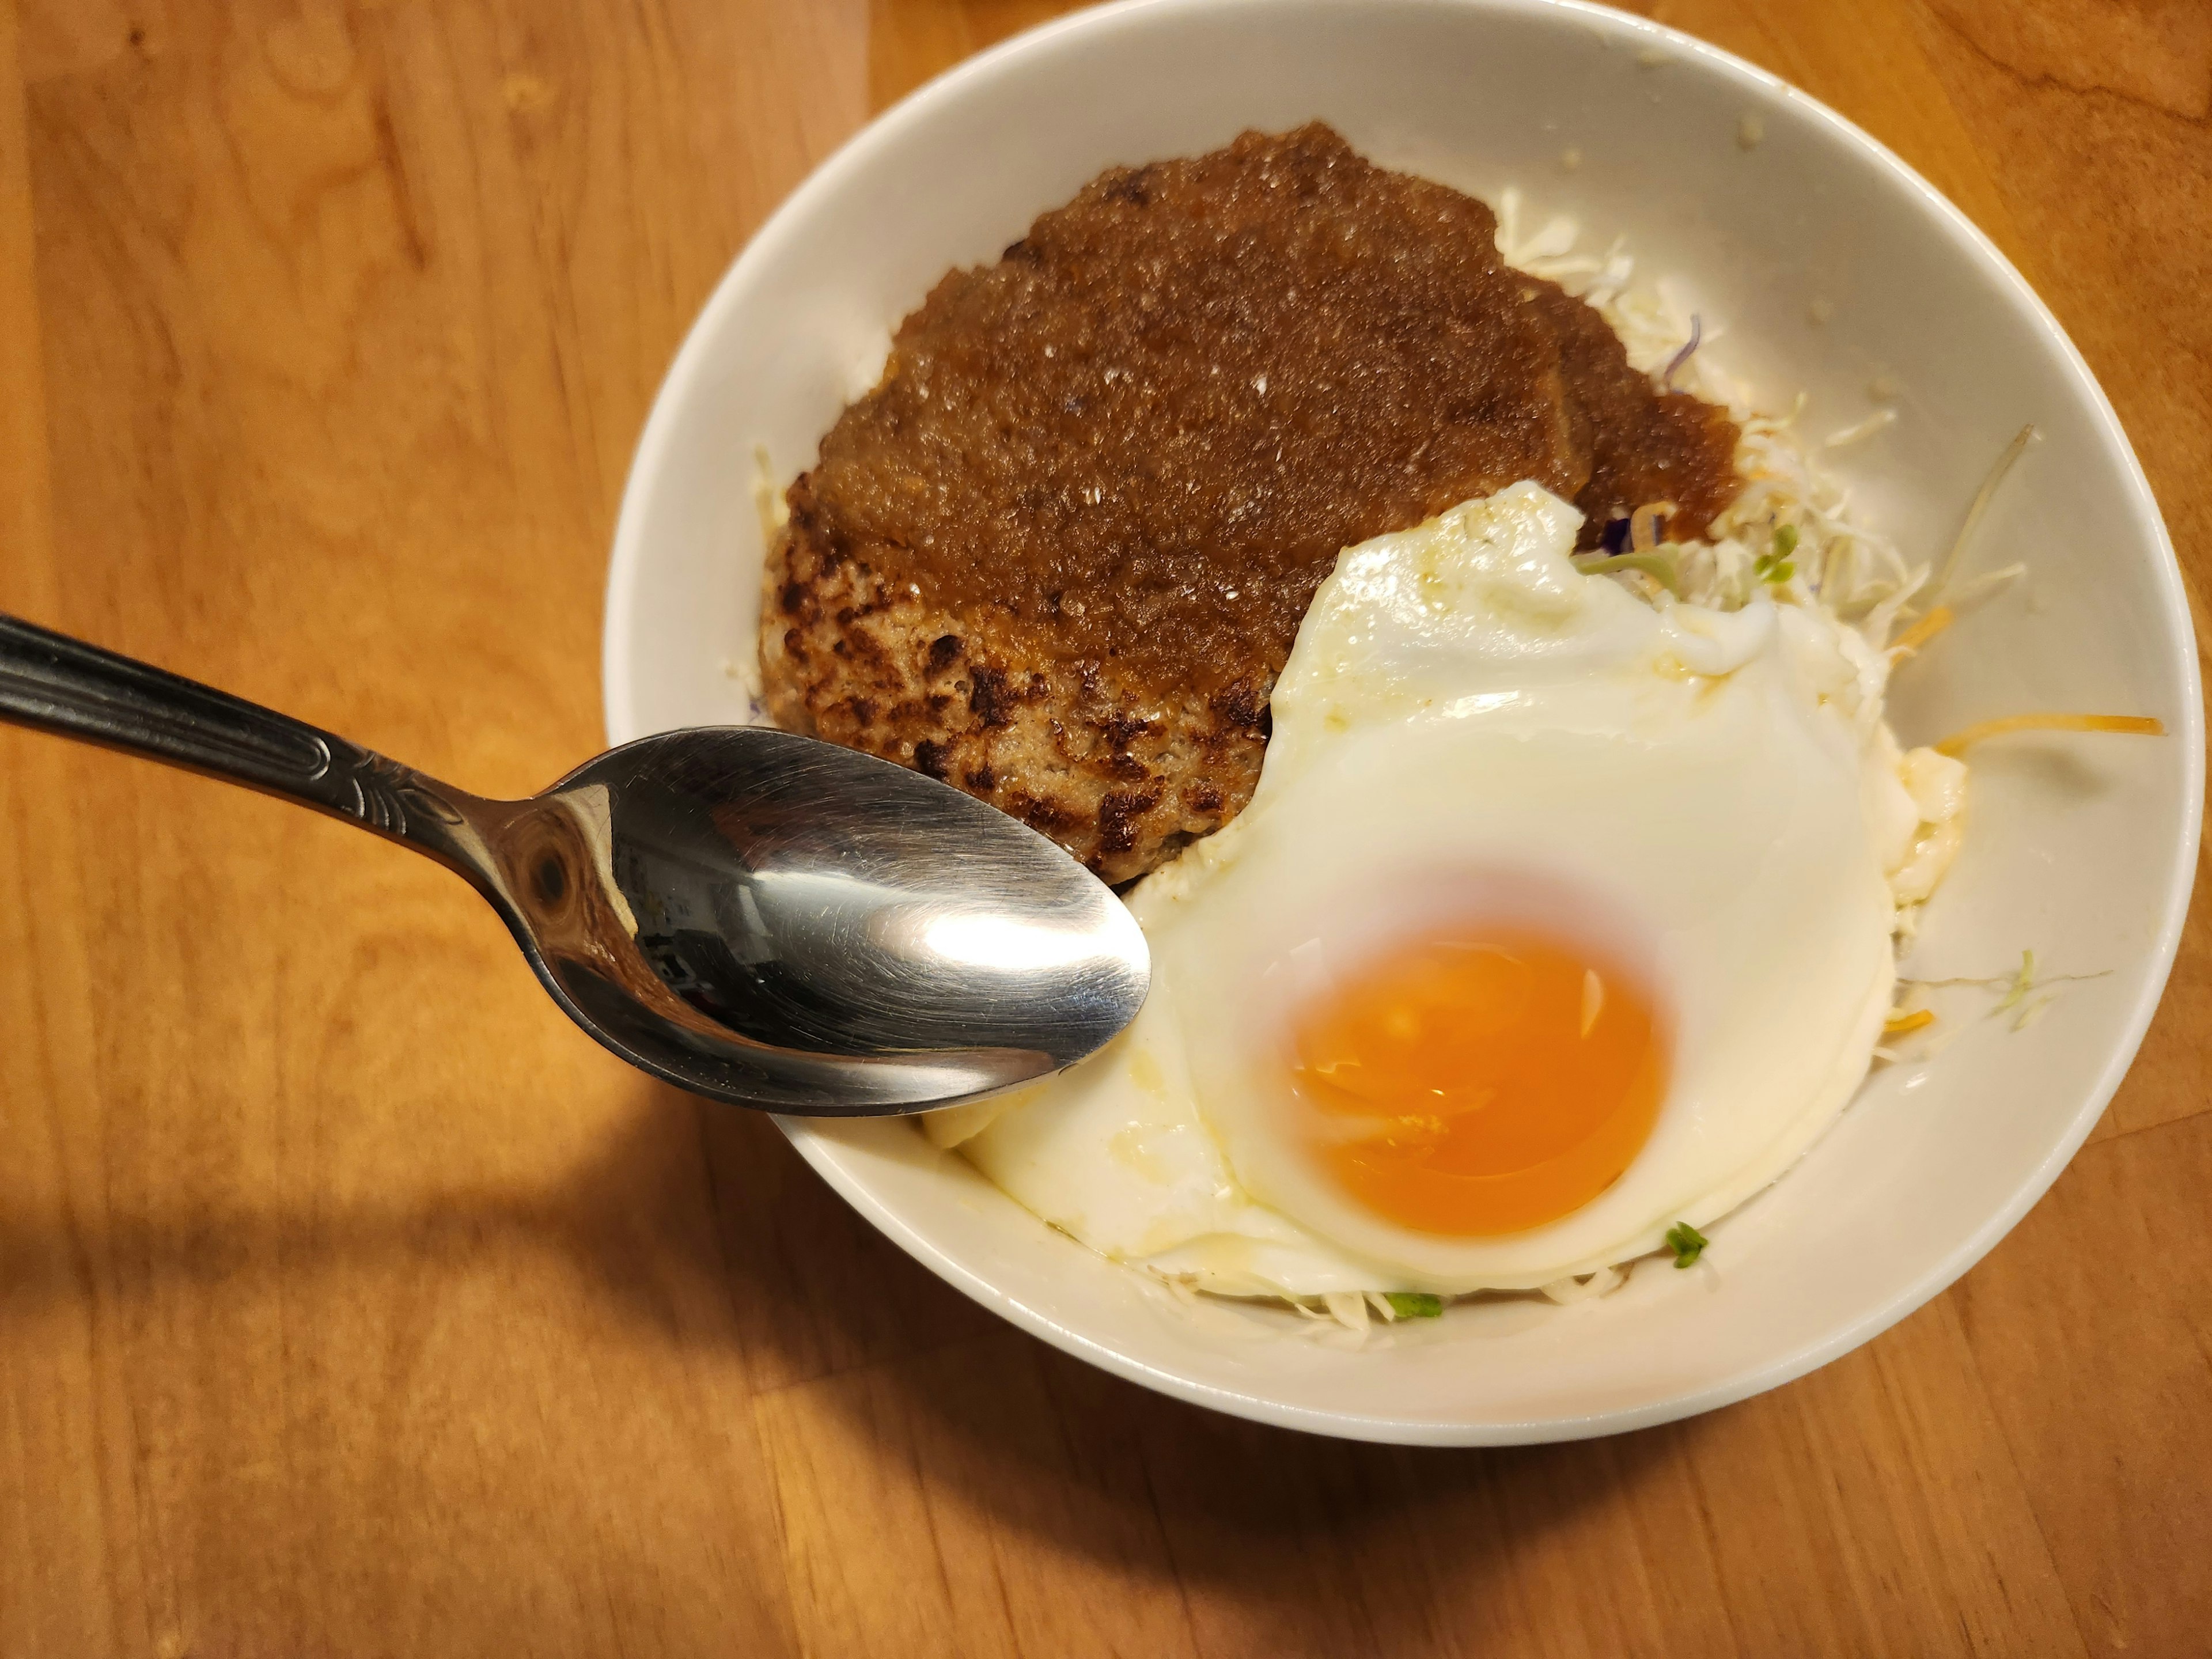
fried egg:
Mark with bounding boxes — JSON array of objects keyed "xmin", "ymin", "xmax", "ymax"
[{"xmin": 926, "ymin": 482, "xmax": 1950, "ymax": 1297}]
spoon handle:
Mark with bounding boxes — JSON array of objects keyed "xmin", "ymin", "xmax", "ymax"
[{"xmin": 0, "ymin": 612, "xmax": 494, "ymax": 878}]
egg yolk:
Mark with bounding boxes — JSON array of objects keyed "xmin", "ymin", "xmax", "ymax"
[{"xmin": 1289, "ymin": 929, "xmax": 1666, "ymax": 1236}]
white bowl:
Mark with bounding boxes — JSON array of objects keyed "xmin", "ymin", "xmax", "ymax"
[{"xmin": 603, "ymin": 0, "xmax": 2202, "ymax": 1443}]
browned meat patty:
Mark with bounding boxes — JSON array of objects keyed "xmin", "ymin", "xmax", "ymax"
[{"xmin": 761, "ymin": 123, "xmax": 1741, "ymax": 881}]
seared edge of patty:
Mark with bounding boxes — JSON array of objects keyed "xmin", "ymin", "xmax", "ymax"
[{"xmin": 760, "ymin": 489, "xmax": 1271, "ymax": 882}]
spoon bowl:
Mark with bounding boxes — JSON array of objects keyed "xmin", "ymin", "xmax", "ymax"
[
  {"xmin": 0, "ymin": 614, "xmax": 1149, "ymax": 1114},
  {"xmin": 492, "ymin": 725, "xmax": 1150, "ymax": 1112}
]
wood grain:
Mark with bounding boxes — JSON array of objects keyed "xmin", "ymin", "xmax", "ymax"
[{"xmin": 0, "ymin": 2, "xmax": 2205, "ymax": 1654}]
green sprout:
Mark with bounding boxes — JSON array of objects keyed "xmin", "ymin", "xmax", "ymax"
[
  {"xmin": 1665, "ymin": 1222, "xmax": 1709, "ymax": 1269},
  {"xmin": 1571, "ymin": 547, "xmax": 1684, "ymax": 596},
  {"xmin": 1384, "ymin": 1291, "xmax": 1445, "ymax": 1320},
  {"xmin": 1753, "ymin": 523, "xmax": 1799, "ymax": 585}
]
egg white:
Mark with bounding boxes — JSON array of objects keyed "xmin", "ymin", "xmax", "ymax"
[{"xmin": 935, "ymin": 483, "xmax": 1930, "ymax": 1297}]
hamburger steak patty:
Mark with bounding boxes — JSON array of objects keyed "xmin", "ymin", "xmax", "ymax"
[{"xmin": 761, "ymin": 124, "xmax": 1740, "ymax": 881}]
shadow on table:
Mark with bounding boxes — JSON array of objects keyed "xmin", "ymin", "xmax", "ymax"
[
  {"xmin": 672, "ymin": 1085, "xmax": 1688, "ymax": 1643},
  {"xmin": 0, "ymin": 1078, "xmax": 1685, "ymax": 1643}
]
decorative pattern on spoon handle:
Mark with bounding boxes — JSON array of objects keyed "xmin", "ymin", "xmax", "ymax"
[{"xmin": 0, "ymin": 612, "xmax": 467, "ymax": 845}]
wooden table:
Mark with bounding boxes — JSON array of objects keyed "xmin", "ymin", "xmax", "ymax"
[{"xmin": 2, "ymin": 1, "xmax": 2206, "ymax": 1653}]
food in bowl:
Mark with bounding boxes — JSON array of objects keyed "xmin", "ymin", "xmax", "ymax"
[
  {"xmin": 759, "ymin": 125, "xmax": 1739, "ymax": 882},
  {"xmin": 752, "ymin": 124, "xmax": 2161, "ymax": 1332},
  {"xmin": 925, "ymin": 478, "xmax": 1972, "ymax": 1313}
]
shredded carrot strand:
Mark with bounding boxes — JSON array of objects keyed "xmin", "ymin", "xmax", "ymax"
[
  {"xmin": 1934, "ymin": 713, "xmax": 2165, "ymax": 757},
  {"xmin": 1888, "ymin": 605, "xmax": 1955, "ymax": 658},
  {"xmin": 1883, "ymin": 1009, "xmax": 1936, "ymax": 1037}
]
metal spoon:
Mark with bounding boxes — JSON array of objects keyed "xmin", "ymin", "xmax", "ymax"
[{"xmin": 0, "ymin": 613, "xmax": 1149, "ymax": 1114}]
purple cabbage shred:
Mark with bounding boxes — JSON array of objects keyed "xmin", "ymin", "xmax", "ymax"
[{"xmin": 1662, "ymin": 314, "xmax": 1703, "ymax": 391}]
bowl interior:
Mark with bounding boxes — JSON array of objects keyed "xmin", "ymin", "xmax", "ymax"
[{"xmin": 603, "ymin": 0, "xmax": 2200, "ymax": 1442}]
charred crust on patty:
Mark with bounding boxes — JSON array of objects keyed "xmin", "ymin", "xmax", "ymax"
[
  {"xmin": 1096, "ymin": 785, "xmax": 1165, "ymax": 856},
  {"xmin": 1208, "ymin": 677, "xmax": 1267, "ymax": 736},
  {"xmin": 967, "ymin": 666, "xmax": 1018, "ymax": 727}
]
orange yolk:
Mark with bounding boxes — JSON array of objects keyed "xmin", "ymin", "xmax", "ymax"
[{"xmin": 1289, "ymin": 929, "xmax": 1666, "ymax": 1236}]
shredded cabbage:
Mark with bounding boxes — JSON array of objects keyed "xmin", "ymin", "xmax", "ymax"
[{"xmin": 1495, "ymin": 191, "xmax": 1974, "ymax": 943}]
